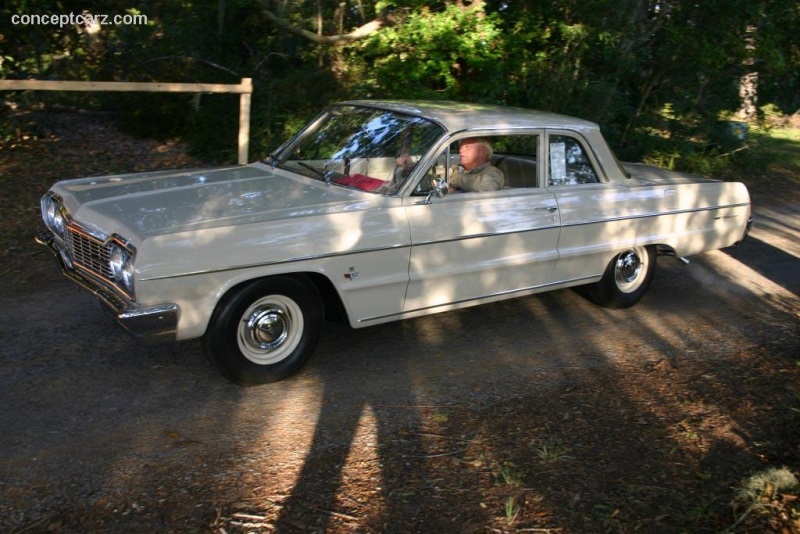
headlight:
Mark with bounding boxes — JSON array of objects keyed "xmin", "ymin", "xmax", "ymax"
[
  {"xmin": 52, "ymin": 207, "xmax": 65, "ymax": 235},
  {"xmin": 109, "ymin": 243, "xmax": 135, "ymax": 293},
  {"xmin": 121, "ymin": 262, "xmax": 135, "ymax": 293},
  {"xmin": 109, "ymin": 245, "xmax": 128, "ymax": 278},
  {"xmin": 42, "ymin": 195, "xmax": 65, "ymax": 236}
]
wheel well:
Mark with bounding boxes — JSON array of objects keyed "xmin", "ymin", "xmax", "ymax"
[
  {"xmin": 656, "ymin": 244, "xmax": 677, "ymax": 258},
  {"xmin": 223, "ymin": 272, "xmax": 349, "ymax": 324},
  {"xmin": 219, "ymin": 272, "xmax": 349, "ymax": 326},
  {"xmin": 303, "ymin": 272, "xmax": 349, "ymax": 324},
  {"xmin": 203, "ymin": 272, "xmax": 350, "ymax": 342}
]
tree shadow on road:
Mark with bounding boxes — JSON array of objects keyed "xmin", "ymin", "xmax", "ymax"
[
  {"xmin": 268, "ymin": 317, "xmax": 492, "ymax": 531},
  {"xmin": 256, "ymin": 254, "xmax": 799, "ymax": 532}
]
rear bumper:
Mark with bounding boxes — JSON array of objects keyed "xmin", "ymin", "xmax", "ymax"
[{"xmin": 36, "ymin": 229, "xmax": 179, "ymax": 345}]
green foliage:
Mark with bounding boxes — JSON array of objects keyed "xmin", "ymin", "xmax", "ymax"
[
  {"xmin": 354, "ymin": 5, "xmax": 505, "ymax": 100},
  {"xmin": 535, "ymin": 439, "xmax": 571, "ymax": 463},
  {"xmin": 504, "ymin": 496, "xmax": 519, "ymax": 524},
  {"xmin": 2, "ymin": 0, "xmax": 799, "ymax": 166},
  {"xmin": 494, "ymin": 461, "xmax": 522, "ymax": 487}
]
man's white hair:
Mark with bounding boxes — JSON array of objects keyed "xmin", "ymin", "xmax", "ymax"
[{"xmin": 468, "ymin": 137, "xmax": 493, "ymax": 161}]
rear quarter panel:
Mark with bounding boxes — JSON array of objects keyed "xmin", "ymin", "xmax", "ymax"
[{"xmin": 552, "ymin": 180, "xmax": 751, "ymax": 280}]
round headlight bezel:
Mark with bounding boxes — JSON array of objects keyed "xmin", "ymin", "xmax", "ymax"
[
  {"xmin": 109, "ymin": 241, "xmax": 136, "ymax": 295},
  {"xmin": 121, "ymin": 262, "xmax": 135, "ymax": 293},
  {"xmin": 42, "ymin": 195, "xmax": 66, "ymax": 237},
  {"xmin": 52, "ymin": 207, "xmax": 65, "ymax": 235},
  {"xmin": 109, "ymin": 245, "xmax": 128, "ymax": 279}
]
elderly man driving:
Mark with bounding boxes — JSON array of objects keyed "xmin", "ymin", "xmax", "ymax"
[{"xmin": 449, "ymin": 137, "xmax": 504, "ymax": 192}]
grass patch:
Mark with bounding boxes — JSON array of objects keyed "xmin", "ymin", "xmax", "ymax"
[
  {"xmin": 494, "ymin": 461, "xmax": 522, "ymax": 487},
  {"xmin": 729, "ymin": 467, "xmax": 800, "ymax": 532},
  {"xmin": 535, "ymin": 439, "xmax": 571, "ymax": 463},
  {"xmin": 504, "ymin": 496, "xmax": 520, "ymax": 524},
  {"xmin": 668, "ymin": 127, "xmax": 800, "ymax": 200}
]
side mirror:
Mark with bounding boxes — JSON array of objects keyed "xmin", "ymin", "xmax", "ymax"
[
  {"xmin": 416, "ymin": 180, "xmax": 448, "ymax": 205},
  {"xmin": 433, "ymin": 179, "xmax": 448, "ymax": 198}
]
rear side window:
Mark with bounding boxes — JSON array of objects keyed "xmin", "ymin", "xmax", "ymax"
[{"xmin": 548, "ymin": 134, "xmax": 599, "ymax": 186}]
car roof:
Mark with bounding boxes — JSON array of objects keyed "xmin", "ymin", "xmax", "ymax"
[{"xmin": 339, "ymin": 99, "xmax": 600, "ymax": 134}]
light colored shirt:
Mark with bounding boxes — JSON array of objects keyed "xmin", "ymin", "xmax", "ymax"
[{"xmin": 450, "ymin": 162, "xmax": 504, "ymax": 192}]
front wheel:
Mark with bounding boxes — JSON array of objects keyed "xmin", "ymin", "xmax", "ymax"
[
  {"xmin": 203, "ymin": 276, "xmax": 324, "ymax": 386},
  {"xmin": 586, "ymin": 245, "xmax": 656, "ymax": 309}
]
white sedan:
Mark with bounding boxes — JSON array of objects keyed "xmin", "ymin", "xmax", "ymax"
[{"xmin": 37, "ymin": 100, "xmax": 752, "ymax": 385}]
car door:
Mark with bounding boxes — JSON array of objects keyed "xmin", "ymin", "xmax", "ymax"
[
  {"xmin": 402, "ymin": 133, "xmax": 562, "ymax": 317},
  {"xmin": 545, "ymin": 129, "xmax": 635, "ymax": 281}
]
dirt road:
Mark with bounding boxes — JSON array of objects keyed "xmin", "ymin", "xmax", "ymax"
[
  {"xmin": 0, "ymin": 114, "xmax": 797, "ymax": 532},
  {"xmin": 0, "ymin": 203, "xmax": 797, "ymax": 532}
]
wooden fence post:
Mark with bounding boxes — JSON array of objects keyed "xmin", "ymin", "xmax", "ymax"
[
  {"xmin": 238, "ymin": 78, "xmax": 252, "ymax": 165},
  {"xmin": 0, "ymin": 78, "xmax": 254, "ymax": 165}
]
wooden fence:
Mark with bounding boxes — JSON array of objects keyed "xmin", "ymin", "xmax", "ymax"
[{"xmin": 0, "ymin": 78, "xmax": 253, "ymax": 164}]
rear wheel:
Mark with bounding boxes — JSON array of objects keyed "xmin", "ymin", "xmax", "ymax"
[
  {"xmin": 203, "ymin": 276, "xmax": 323, "ymax": 386},
  {"xmin": 586, "ymin": 245, "xmax": 656, "ymax": 309}
]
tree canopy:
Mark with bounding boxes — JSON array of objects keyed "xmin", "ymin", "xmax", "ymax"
[{"xmin": 2, "ymin": 0, "xmax": 799, "ymax": 163}]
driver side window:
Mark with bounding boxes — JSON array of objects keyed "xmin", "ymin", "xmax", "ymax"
[{"xmin": 416, "ymin": 134, "xmax": 542, "ymax": 194}]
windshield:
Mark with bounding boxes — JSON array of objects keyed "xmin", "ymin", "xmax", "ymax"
[{"xmin": 274, "ymin": 105, "xmax": 445, "ymax": 194}]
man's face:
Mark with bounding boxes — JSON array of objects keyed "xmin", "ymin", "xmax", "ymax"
[{"xmin": 459, "ymin": 139, "xmax": 487, "ymax": 171}]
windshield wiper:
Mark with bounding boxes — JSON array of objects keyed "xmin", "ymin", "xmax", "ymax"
[{"xmin": 296, "ymin": 162, "xmax": 333, "ymax": 184}]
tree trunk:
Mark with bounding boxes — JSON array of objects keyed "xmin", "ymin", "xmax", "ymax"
[
  {"xmin": 736, "ymin": 24, "xmax": 758, "ymax": 121},
  {"xmin": 256, "ymin": 0, "xmax": 388, "ymax": 46}
]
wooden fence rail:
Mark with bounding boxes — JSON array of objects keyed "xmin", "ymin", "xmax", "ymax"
[{"xmin": 0, "ymin": 78, "xmax": 253, "ymax": 164}]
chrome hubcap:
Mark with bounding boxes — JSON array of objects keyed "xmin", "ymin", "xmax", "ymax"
[
  {"xmin": 615, "ymin": 250, "xmax": 642, "ymax": 285},
  {"xmin": 237, "ymin": 295, "xmax": 304, "ymax": 365},
  {"xmin": 245, "ymin": 307, "xmax": 290, "ymax": 351}
]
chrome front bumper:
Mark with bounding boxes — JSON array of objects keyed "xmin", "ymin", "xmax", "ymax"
[{"xmin": 36, "ymin": 229, "xmax": 179, "ymax": 345}]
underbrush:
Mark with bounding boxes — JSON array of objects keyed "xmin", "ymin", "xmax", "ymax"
[
  {"xmin": 634, "ymin": 126, "xmax": 800, "ymax": 203},
  {"xmin": 688, "ymin": 128, "xmax": 800, "ymax": 179}
]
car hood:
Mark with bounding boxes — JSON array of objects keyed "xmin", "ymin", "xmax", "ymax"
[{"xmin": 52, "ymin": 163, "xmax": 375, "ymax": 241}]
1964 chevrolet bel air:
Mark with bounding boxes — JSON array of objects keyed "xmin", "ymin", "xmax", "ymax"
[{"xmin": 37, "ymin": 100, "xmax": 752, "ymax": 385}]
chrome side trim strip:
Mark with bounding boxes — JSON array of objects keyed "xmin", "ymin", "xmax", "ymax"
[
  {"xmin": 140, "ymin": 202, "xmax": 749, "ymax": 282},
  {"xmin": 140, "ymin": 223, "xmax": 560, "ymax": 281},
  {"xmin": 560, "ymin": 202, "xmax": 751, "ymax": 229},
  {"xmin": 140, "ymin": 242, "xmax": 411, "ymax": 281},
  {"xmin": 359, "ymin": 274, "xmax": 599, "ymax": 323},
  {"xmin": 410, "ymin": 224, "xmax": 560, "ymax": 247}
]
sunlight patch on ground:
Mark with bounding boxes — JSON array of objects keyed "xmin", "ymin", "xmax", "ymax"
[
  {"xmin": 336, "ymin": 405, "xmax": 387, "ymax": 514},
  {"xmin": 242, "ymin": 376, "xmax": 325, "ymax": 466},
  {"xmin": 750, "ymin": 205, "xmax": 800, "ymax": 260},
  {"xmin": 704, "ymin": 248, "xmax": 799, "ymax": 318}
]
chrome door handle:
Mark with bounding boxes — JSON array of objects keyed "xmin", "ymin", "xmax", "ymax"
[{"xmin": 535, "ymin": 206, "xmax": 558, "ymax": 212}]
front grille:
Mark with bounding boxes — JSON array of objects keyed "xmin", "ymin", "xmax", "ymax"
[{"xmin": 65, "ymin": 225, "xmax": 114, "ymax": 280}]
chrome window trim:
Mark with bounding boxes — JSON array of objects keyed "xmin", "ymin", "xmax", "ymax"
[{"xmin": 545, "ymin": 129, "xmax": 608, "ymax": 184}]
